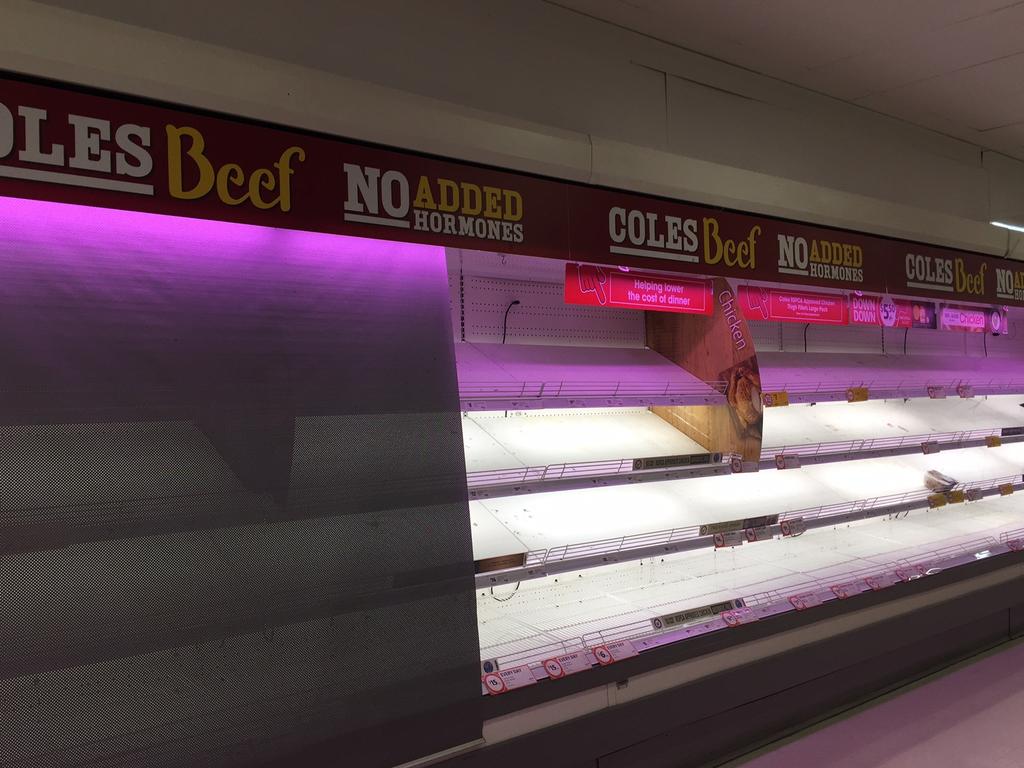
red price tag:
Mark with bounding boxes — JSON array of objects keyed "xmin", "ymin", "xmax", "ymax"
[
  {"xmin": 591, "ymin": 640, "xmax": 638, "ymax": 666},
  {"xmin": 722, "ymin": 607, "xmax": 757, "ymax": 627},
  {"xmin": 789, "ymin": 592, "xmax": 822, "ymax": 611},
  {"xmin": 482, "ymin": 665, "xmax": 536, "ymax": 695},
  {"xmin": 895, "ymin": 565, "xmax": 926, "ymax": 582}
]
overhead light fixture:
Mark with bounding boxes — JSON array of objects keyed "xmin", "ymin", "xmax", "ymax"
[{"xmin": 991, "ymin": 220, "xmax": 1024, "ymax": 233}]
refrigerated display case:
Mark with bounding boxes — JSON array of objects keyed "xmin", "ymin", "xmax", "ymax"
[{"xmin": 453, "ymin": 249, "xmax": 1024, "ymax": 683}]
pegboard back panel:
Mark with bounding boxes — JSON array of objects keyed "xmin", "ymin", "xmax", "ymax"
[
  {"xmin": 452, "ymin": 249, "xmax": 645, "ymax": 348},
  {"xmin": 748, "ymin": 321, "xmax": 783, "ymax": 352},
  {"xmin": 783, "ymin": 322, "xmax": 884, "ymax": 355}
]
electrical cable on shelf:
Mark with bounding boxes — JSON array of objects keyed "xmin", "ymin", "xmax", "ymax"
[
  {"xmin": 502, "ymin": 299, "xmax": 520, "ymax": 418},
  {"xmin": 490, "ymin": 582, "xmax": 521, "ymax": 602}
]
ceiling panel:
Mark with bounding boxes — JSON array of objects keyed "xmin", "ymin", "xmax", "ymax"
[{"xmin": 555, "ymin": 0, "xmax": 1024, "ymax": 158}]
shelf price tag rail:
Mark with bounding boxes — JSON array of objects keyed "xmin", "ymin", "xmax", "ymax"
[
  {"xmin": 475, "ymin": 474, "xmax": 1024, "ymax": 588},
  {"xmin": 761, "ymin": 376, "xmax": 1024, "ymax": 404},
  {"xmin": 459, "ymin": 378, "xmax": 728, "ymax": 411},
  {"xmin": 761, "ymin": 427, "xmax": 1021, "ymax": 466},
  {"xmin": 481, "ymin": 533, "xmax": 1017, "ymax": 676},
  {"xmin": 465, "ymin": 426, "xmax": 1023, "ymax": 501}
]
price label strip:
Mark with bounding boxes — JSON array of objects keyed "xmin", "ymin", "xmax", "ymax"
[
  {"xmin": 482, "ymin": 664, "xmax": 536, "ymax": 696},
  {"xmin": 591, "ymin": 640, "xmax": 638, "ymax": 666},
  {"xmin": 927, "ymin": 386, "xmax": 946, "ymax": 399}
]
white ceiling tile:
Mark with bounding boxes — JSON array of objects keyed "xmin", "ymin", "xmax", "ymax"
[{"xmin": 555, "ymin": 0, "xmax": 1024, "ymax": 159}]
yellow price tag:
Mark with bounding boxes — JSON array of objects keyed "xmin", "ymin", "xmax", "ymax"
[
  {"xmin": 927, "ymin": 493, "xmax": 948, "ymax": 508},
  {"xmin": 1000, "ymin": 484, "xmax": 1015, "ymax": 496},
  {"xmin": 846, "ymin": 386, "xmax": 869, "ymax": 403},
  {"xmin": 947, "ymin": 490, "xmax": 965, "ymax": 504},
  {"xmin": 762, "ymin": 391, "xmax": 790, "ymax": 408},
  {"xmin": 986, "ymin": 435, "xmax": 1002, "ymax": 448}
]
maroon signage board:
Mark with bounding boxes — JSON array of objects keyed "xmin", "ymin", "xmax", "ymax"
[{"xmin": 1, "ymin": 73, "xmax": 1023, "ymax": 306}]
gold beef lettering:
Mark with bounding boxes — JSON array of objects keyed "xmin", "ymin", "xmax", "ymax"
[
  {"xmin": 703, "ymin": 217, "xmax": 759, "ymax": 269},
  {"xmin": 954, "ymin": 259, "xmax": 986, "ymax": 296},
  {"xmin": 166, "ymin": 124, "xmax": 305, "ymax": 211}
]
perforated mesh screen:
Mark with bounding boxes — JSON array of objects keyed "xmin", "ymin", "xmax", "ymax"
[
  {"xmin": 0, "ymin": 200, "xmax": 480, "ymax": 768},
  {"xmin": 456, "ymin": 249, "xmax": 645, "ymax": 347}
]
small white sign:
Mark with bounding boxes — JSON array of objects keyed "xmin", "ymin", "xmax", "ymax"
[
  {"xmin": 895, "ymin": 565, "xmax": 927, "ymax": 582},
  {"xmin": 722, "ymin": 607, "xmax": 758, "ymax": 627},
  {"xmin": 864, "ymin": 572, "xmax": 899, "ymax": 591},
  {"xmin": 830, "ymin": 581, "xmax": 868, "ymax": 600},
  {"xmin": 745, "ymin": 526, "xmax": 773, "ymax": 543},
  {"xmin": 775, "ymin": 454, "xmax": 801, "ymax": 470},
  {"xmin": 592, "ymin": 640, "xmax": 638, "ymax": 666},
  {"xmin": 542, "ymin": 651, "xmax": 591, "ymax": 680},
  {"xmin": 788, "ymin": 591, "xmax": 823, "ymax": 611},
  {"xmin": 714, "ymin": 531, "xmax": 745, "ymax": 549},
  {"xmin": 780, "ymin": 518, "xmax": 807, "ymax": 537},
  {"xmin": 482, "ymin": 664, "xmax": 536, "ymax": 696},
  {"xmin": 957, "ymin": 384, "xmax": 974, "ymax": 399}
]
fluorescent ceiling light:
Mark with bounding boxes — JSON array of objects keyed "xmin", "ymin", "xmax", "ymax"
[{"xmin": 991, "ymin": 220, "xmax": 1024, "ymax": 233}]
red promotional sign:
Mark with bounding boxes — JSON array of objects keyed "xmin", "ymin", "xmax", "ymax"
[
  {"xmin": 849, "ymin": 295, "xmax": 936, "ymax": 329},
  {"xmin": 564, "ymin": 264, "xmax": 713, "ymax": 315},
  {"xmin": 2, "ymin": 73, "xmax": 1024, "ymax": 307},
  {"xmin": 738, "ymin": 285, "xmax": 847, "ymax": 325},
  {"xmin": 938, "ymin": 304, "xmax": 1005, "ymax": 333},
  {"xmin": 939, "ymin": 305, "xmax": 988, "ymax": 332}
]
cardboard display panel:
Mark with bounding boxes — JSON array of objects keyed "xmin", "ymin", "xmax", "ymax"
[{"xmin": 647, "ymin": 279, "xmax": 763, "ymax": 462}]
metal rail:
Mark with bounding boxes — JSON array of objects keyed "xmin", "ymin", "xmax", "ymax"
[
  {"xmin": 476, "ymin": 474, "xmax": 1024, "ymax": 588},
  {"xmin": 466, "ymin": 427, "xmax": 1016, "ymax": 500},
  {"xmin": 481, "ymin": 527, "xmax": 1018, "ymax": 672},
  {"xmin": 761, "ymin": 427, "xmax": 1001, "ymax": 461}
]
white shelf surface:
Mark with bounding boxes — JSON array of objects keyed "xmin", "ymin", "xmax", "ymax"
[
  {"xmin": 758, "ymin": 352, "xmax": 1024, "ymax": 395},
  {"xmin": 477, "ymin": 493, "xmax": 1024, "ymax": 665},
  {"xmin": 463, "ymin": 408, "xmax": 705, "ymax": 474},
  {"xmin": 470, "ymin": 441, "xmax": 1024, "ymax": 558},
  {"xmin": 461, "ymin": 396, "xmax": 1024, "ymax": 478},
  {"xmin": 763, "ymin": 394, "xmax": 1024, "ymax": 448}
]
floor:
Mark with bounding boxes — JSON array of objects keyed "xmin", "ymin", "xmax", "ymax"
[{"xmin": 719, "ymin": 639, "xmax": 1024, "ymax": 768}]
